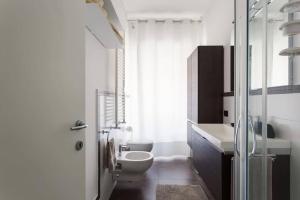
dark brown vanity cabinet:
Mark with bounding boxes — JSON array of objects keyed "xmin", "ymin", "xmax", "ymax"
[
  {"xmin": 192, "ymin": 132, "xmax": 232, "ymax": 200},
  {"xmin": 187, "ymin": 121, "xmax": 193, "ymax": 147},
  {"xmin": 187, "ymin": 46, "xmax": 224, "ymax": 146},
  {"xmin": 191, "ymin": 129, "xmax": 290, "ymax": 200}
]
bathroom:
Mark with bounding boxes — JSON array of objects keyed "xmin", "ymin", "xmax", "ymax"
[{"xmin": 0, "ymin": 0, "xmax": 300, "ymax": 200}]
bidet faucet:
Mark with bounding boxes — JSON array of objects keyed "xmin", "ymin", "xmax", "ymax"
[{"xmin": 118, "ymin": 144, "xmax": 130, "ymax": 156}]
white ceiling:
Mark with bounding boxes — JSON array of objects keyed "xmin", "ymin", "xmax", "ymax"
[{"xmin": 121, "ymin": 0, "xmax": 217, "ymax": 19}]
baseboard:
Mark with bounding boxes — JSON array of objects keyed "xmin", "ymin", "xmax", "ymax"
[{"xmin": 101, "ymin": 180, "xmax": 117, "ymax": 200}]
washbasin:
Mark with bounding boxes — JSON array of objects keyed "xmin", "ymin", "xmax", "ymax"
[{"xmin": 117, "ymin": 151, "xmax": 154, "ymax": 174}]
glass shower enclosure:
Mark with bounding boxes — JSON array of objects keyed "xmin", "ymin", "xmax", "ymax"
[{"xmin": 234, "ymin": 0, "xmax": 291, "ymax": 199}]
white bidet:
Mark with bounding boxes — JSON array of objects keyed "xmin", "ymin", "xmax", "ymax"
[{"xmin": 116, "ymin": 151, "xmax": 154, "ymax": 181}]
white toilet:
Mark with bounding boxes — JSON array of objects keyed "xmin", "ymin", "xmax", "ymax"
[{"xmin": 126, "ymin": 140, "xmax": 153, "ymax": 152}]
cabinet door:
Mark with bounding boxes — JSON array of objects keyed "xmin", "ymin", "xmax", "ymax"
[
  {"xmin": 187, "ymin": 56, "xmax": 192, "ymax": 120},
  {"xmin": 192, "ymin": 132, "xmax": 223, "ymax": 200},
  {"xmin": 191, "ymin": 49, "xmax": 198, "ymax": 122},
  {"xmin": 187, "ymin": 121, "xmax": 193, "ymax": 148},
  {"xmin": 197, "ymin": 46, "xmax": 224, "ymax": 123}
]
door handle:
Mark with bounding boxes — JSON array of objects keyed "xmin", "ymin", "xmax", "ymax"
[
  {"xmin": 235, "ymin": 117, "xmax": 257, "ymax": 157},
  {"xmin": 249, "ymin": 118, "xmax": 257, "ymax": 156},
  {"xmin": 234, "ymin": 118, "xmax": 241, "ymax": 156},
  {"xmin": 71, "ymin": 120, "xmax": 88, "ymax": 131}
]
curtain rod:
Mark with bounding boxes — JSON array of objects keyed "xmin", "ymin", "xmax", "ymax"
[{"xmin": 128, "ymin": 19, "xmax": 202, "ymax": 23}]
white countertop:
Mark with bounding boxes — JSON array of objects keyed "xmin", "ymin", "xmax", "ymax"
[{"xmin": 192, "ymin": 124, "xmax": 291, "ymax": 154}]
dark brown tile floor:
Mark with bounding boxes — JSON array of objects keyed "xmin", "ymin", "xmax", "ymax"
[{"xmin": 109, "ymin": 156, "xmax": 215, "ymax": 200}]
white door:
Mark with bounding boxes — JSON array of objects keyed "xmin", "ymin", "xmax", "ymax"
[{"xmin": 0, "ymin": 1, "xmax": 86, "ymax": 200}]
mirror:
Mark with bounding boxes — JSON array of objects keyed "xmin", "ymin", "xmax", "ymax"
[{"xmin": 249, "ymin": 0, "xmax": 289, "ymax": 90}]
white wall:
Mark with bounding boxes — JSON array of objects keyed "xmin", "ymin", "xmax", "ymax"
[
  {"xmin": 202, "ymin": 0, "xmax": 234, "ymax": 102},
  {"xmin": 223, "ymin": 97, "xmax": 234, "ymax": 124},
  {"xmin": 85, "ymin": 29, "xmax": 109, "ymax": 200},
  {"xmin": 85, "ymin": 30, "xmax": 122, "ymax": 200},
  {"xmin": 224, "ymin": 45, "xmax": 232, "ymax": 93},
  {"xmin": 202, "ymin": 0, "xmax": 234, "ymax": 46},
  {"xmin": 85, "ymin": 0, "xmax": 128, "ymax": 198}
]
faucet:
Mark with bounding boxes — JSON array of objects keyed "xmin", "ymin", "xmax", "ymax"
[{"xmin": 118, "ymin": 144, "xmax": 130, "ymax": 156}]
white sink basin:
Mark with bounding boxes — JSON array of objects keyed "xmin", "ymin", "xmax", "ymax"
[
  {"xmin": 117, "ymin": 151, "xmax": 154, "ymax": 173},
  {"xmin": 192, "ymin": 124, "xmax": 291, "ymax": 154}
]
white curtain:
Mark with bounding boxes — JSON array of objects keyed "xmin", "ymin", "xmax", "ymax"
[{"xmin": 125, "ymin": 19, "xmax": 202, "ymax": 154}]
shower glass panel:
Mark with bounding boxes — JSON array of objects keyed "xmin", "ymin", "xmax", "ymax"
[
  {"xmin": 249, "ymin": 0, "xmax": 289, "ymax": 90},
  {"xmin": 234, "ymin": 0, "xmax": 277, "ymax": 199}
]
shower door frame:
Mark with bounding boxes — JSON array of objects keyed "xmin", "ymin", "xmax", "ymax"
[{"xmin": 234, "ymin": 0, "xmax": 269, "ymax": 199}]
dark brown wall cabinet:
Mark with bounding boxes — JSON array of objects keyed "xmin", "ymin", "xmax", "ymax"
[
  {"xmin": 187, "ymin": 46, "xmax": 224, "ymax": 145},
  {"xmin": 187, "ymin": 46, "xmax": 224, "ymax": 124}
]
